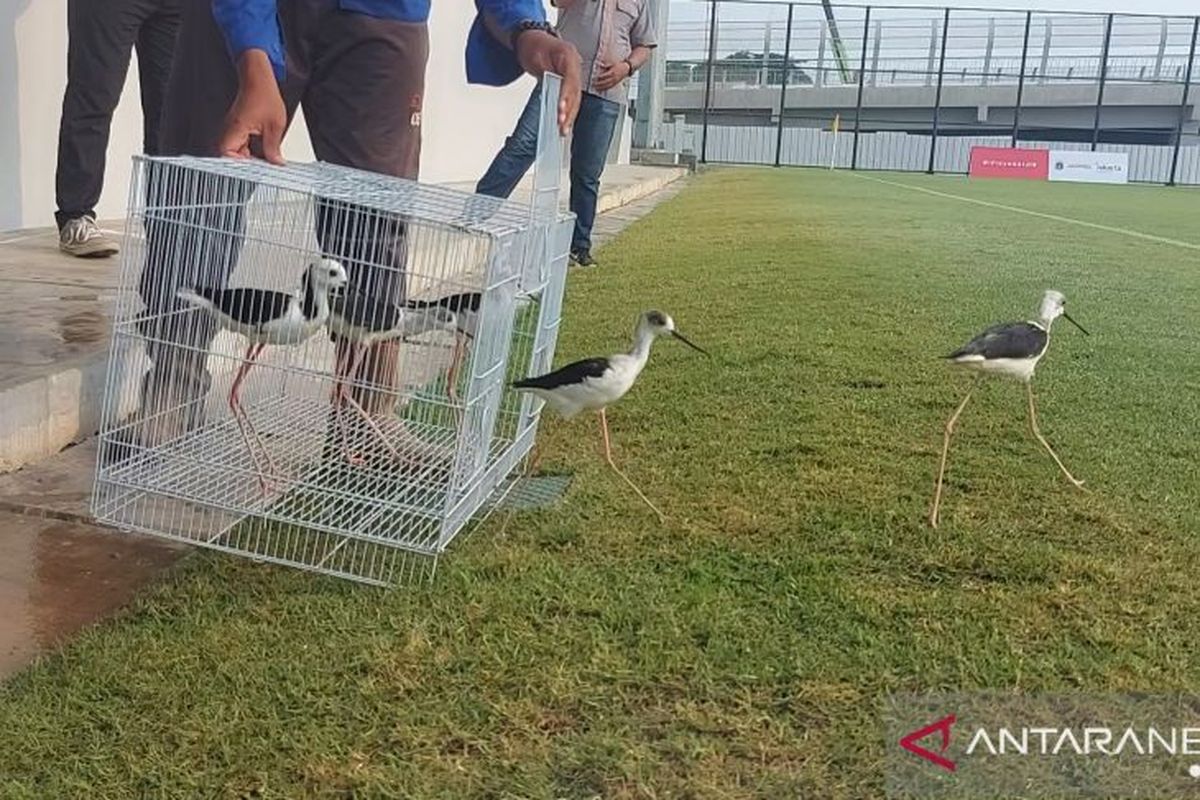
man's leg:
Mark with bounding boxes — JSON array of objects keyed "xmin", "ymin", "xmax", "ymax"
[
  {"xmin": 305, "ymin": 12, "xmax": 429, "ymax": 416},
  {"xmin": 475, "ymin": 83, "xmax": 544, "ymax": 199},
  {"xmin": 128, "ymin": 0, "xmax": 286, "ymax": 451},
  {"xmin": 54, "ymin": 0, "xmax": 150, "ymax": 256},
  {"xmin": 568, "ymin": 94, "xmax": 622, "ymax": 263},
  {"xmin": 134, "ymin": 0, "xmax": 181, "ymax": 156}
]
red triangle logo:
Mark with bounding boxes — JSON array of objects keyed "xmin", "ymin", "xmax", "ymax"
[{"xmin": 899, "ymin": 714, "xmax": 957, "ymax": 772}]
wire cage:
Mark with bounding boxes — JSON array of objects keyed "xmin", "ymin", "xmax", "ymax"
[{"xmin": 92, "ymin": 77, "xmax": 573, "ymax": 586}]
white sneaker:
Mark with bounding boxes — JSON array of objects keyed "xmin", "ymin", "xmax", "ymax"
[{"xmin": 59, "ymin": 216, "xmax": 119, "ymax": 258}]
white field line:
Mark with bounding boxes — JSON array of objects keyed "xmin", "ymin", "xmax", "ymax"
[{"xmin": 850, "ymin": 173, "xmax": 1200, "ymax": 253}]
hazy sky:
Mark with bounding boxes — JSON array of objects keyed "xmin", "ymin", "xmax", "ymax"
[
  {"xmin": 861, "ymin": 0, "xmax": 1193, "ymax": 12},
  {"xmin": 672, "ymin": 0, "xmax": 1197, "ymax": 15},
  {"xmin": 666, "ymin": 0, "xmax": 1196, "ymax": 58}
]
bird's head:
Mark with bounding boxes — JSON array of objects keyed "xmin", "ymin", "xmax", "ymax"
[
  {"xmin": 640, "ymin": 310, "xmax": 708, "ymax": 355},
  {"xmin": 309, "ymin": 258, "xmax": 349, "ymax": 292},
  {"xmin": 1039, "ymin": 289, "xmax": 1088, "ymax": 335}
]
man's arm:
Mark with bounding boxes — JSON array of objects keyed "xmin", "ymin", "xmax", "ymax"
[
  {"xmin": 630, "ymin": 0, "xmax": 660, "ymax": 52},
  {"xmin": 469, "ymin": 0, "xmax": 583, "ymax": 134},
  {"xmin": 594, "ymin": 44, "xmax": 653, "ymax": 91},
  {"xmin": 594, "ymin": 1, "xmax": 658, "ymax": 92},
  {"xmin": 211, "ymin": 0, "xmax": 288, "ymax": 163},
  {"xmin": 211, "ymin": 0, "xmax": 286, "ymax": 82},
  {"xmin": 628, "ymin": 44, "xmax": 653, "ymax": 70}
]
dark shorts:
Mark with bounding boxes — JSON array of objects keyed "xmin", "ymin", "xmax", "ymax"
[{"xmin": 162, "ymin": 0, "xmax": 427, "ymax": 178}]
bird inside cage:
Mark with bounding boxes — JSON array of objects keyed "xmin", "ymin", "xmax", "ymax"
[
  {"xmin": 929, "ymin": 289, "xmax": 1090, "ymax": 528},
  {"xmin": 404, "ymin": 291, "xmax": 481, "ymax": 412},
  {"xmin": 175, "ymin": 258, "xmax": 349, "ymax": 494},
  {"xmin": 405, "ymin": 291, "xmax": 537, "ymax": 420},
  {"xmin": 326, "ymin": 284, "xmax": 458, "ymax": 465},
  {"xmin": 511, "ymin": 310, "xmax": 708, "ymax": 522}
]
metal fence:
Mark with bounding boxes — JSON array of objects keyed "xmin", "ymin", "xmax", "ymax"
[{"xmin": 656, "ymin": 0, "xmax": 1200, "ymax": 185}]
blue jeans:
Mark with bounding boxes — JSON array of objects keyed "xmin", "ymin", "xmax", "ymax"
[{"xmin": 477, "ymin": 84, "xmax": 622, "ymax": 254}]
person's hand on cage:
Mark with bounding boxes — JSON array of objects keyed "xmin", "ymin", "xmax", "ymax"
[{"xmin": 513, "ymin": 29, "xmax": 582, "ymax": 135}]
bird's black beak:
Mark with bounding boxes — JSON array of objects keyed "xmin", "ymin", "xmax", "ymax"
[
  {"xmin": 1063, "ymin": 311, "xmax": 1090, "ymax": 336},
  {"xmin": 671, "ymin": 330, "xmax": 709, "ymax": 355}
]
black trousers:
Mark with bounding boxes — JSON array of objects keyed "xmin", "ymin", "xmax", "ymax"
[{"xmin": 55, "ymin": 0, "xmax": 180, "ymax": 228}]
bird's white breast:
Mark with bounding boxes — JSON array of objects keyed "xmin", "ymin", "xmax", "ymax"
[
  {"xmin": 565, "ymin": 357, "xmax": 640, "ymax": 413},
  {"xmin": 951, "ymin": 352, "xmax": 1042, "ymax": 383},
  {"xmin": 255, "ymin": 295, "xmax": 326, "ymax": 345},
  {"xmin": 531, "ymin": 358, "xmax": 640, "ymax": 419}
]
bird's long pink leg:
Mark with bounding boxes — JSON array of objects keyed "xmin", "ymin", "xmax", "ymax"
[
  {"xmin": 929, "ymin": 380, "xmax": 976, "ymax": 528},
  {"xmin": 331, "ymin": 341, "xmax": 358, "ymax": 462},
  {"xmin": 229, "ymin": 342, "xmax": 272, "ymax": 495},
  {"xmin": 331, "ymin": 340, "xmax": 352, "ymax": 403},
  {"xmin": 1027, "ymin": 383, "xmax": 1086, "ymax": 490},
  {"xmin": 340, "ymin": 342, "xmax": 403, "ymax": 463},
  {"xmin": 446, "ymin": 332, "xmax": 465, "ymax": 426},
  {"xmin": 599, "ymin": 407, "xmax": 666, "ymax": 523},
  {"xmin": 238, "ymin": 347, "xmax": 278, "ymax": 476}
]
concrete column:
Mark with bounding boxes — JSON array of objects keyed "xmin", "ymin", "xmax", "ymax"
[
  {"xmin": 869, "ymin": 17, "xmax": 882, "ymax": 87},
  {"xmin": 925, "ymin": 18, "xmax": 938, "ymax": 87},
  {"xmin": 815, "ymin": 20, "xmax": 827, "ymax": 87},
  {"xmin": 673, "ymin": 114, "xmax": 686, "ymax": 154},
  {"xmin": 761, "ymin": 22, "xmax": 772, "ymax": 86},
  {"xmin": 633, "ymin": 0, "xmax": 671, "ymax": 148},
  {"xmin": 1154, "ymin": 18, "xmax": 1168, "ymax": 80},
  {"xmin": 1039, "ymin": 17, "xmax": 1052, "ymax": 84},
  {"xmin": 982, "ymin": 18, "xmax": 995, "ymax": 85}
]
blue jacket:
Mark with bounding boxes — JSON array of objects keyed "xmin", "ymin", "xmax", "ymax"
[{"xmin": 212, "ymin": 0, "xmax": 546, "ymax": 86}]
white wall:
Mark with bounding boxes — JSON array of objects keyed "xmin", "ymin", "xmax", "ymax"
[{"xmin": 1, "ymin": 2, "xmax": 546, "ymax": 232}]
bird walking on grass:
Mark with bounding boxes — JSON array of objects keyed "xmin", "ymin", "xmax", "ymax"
[
  {"xmin": 929, "ymin": 289, "xmax": 1090, "ymax": 528},
  {"xmin": 327, "ymin": 286, "xmax": 458, "ymax": 464},
  {"xmin": 177, "ymin": 258, "xmax": 348, "ymax": 493},
  {"xmin": 511, "ymin": 310, "xmax": 708, "ymax": 522}
]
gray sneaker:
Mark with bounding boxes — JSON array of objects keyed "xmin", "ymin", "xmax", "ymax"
[{"xmin": 59, "ymin": 216, "xmax": 119, "ymax": 258}]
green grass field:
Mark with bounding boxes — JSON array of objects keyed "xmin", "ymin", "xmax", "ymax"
[{"xmin": 3, "ymin": 169, "xmax": 1199, "ymax": 798}]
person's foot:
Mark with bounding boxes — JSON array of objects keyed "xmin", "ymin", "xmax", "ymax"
[
  {"xmin": 569, "ymin": 248, "xmax": 597, "ymax": 267},
  {"xmin": 59, "ymin": 215, "xmax": 119, "ymax": 258}
]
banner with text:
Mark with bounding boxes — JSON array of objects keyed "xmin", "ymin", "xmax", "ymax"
[
  {"xmin": 1048, "ymin": 150, "xmax": 1130, "ymax": 184},
  {"xmin": 968, "ymin": 147, "xmax": 1049, "ymax": 180}
]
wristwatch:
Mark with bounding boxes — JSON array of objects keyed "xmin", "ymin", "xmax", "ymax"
[
  {"xmin": 623, "ymin": 58, "xmax": 636, "ymax": 75},
  {"xmin": 511, "ymin": 19, "xmax": 558, "ymax": 48}
]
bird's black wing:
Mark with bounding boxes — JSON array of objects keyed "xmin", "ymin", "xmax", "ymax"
[
  {"xmin": 948, "ymin": 321, "xmax": 1047, "ymax": 360},
  {"xmin": 441, "ymin": 292, "xmax": 482, "ymax": 314},
  {"xmin": 331, "ymin": 288, "xmax": 401, "ymax": 332},
  {"xmin": 407, "ymin": 292, "xmax": 481, "ymax": 314},
  {"xmin": 512, "ymin": 357, "xmax": 610, "ymax": 390},
  {"xmin": 194, "ymin": 287, "xmax": 291, "ymax": 326}
]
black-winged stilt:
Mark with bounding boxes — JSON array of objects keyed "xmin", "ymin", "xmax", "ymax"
[
  {"xmin": 405, "ymin": 292, "xmax": 481, "ymax": 409},
  {"xmin": 512, "ymin": 310, "xmax": 708, "ymax": 521},
  {"xmin": 930, "ymin": 289, "xmax": 1090, "ymax": 528},
  {"xmin": 327, "ymin": 286, "xmax": 457, "ymax": 463},
  {"xmin": 176, "ymin": 258, "xmax": 349, "ymax": 492},
  {"xmin": 406, "ymin": 291, "xmax": 537, "ymax": 410}
]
